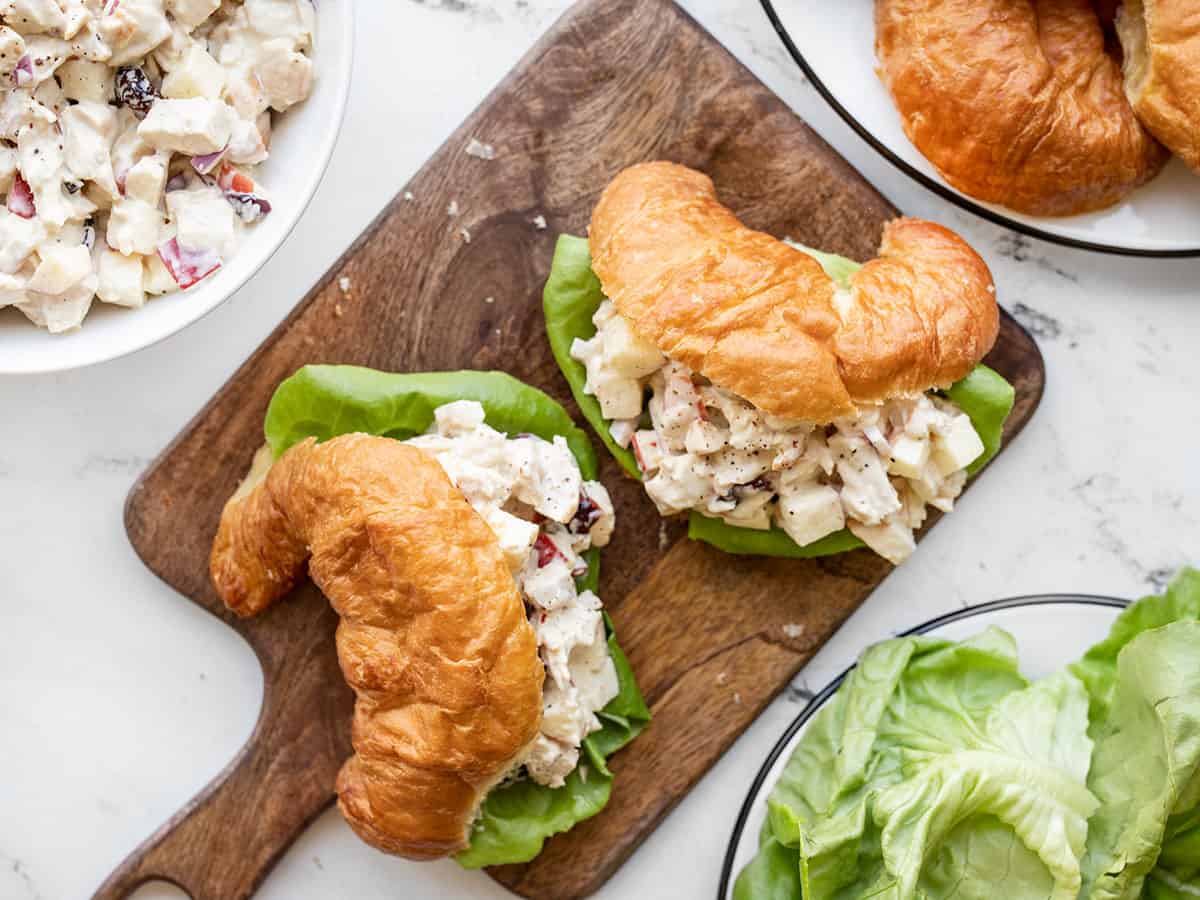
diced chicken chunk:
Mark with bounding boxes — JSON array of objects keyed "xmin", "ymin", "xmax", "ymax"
[{"xmin": 28, "ymin": 244, "xmax": 91, "ymax": 295}]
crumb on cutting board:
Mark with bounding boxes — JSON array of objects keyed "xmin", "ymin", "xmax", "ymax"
[{"xmin": 466, "ymin": 138, "xmax": 496, "ymax": 160}]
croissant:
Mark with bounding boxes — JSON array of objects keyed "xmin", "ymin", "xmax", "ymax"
[
  {"xmin": 588, "ymin": 161, "xmax": 999, "ymax": 425},
  {"xmin": 1117, "ymin": 0, "xmax": 1200, "ymax": 172},
  {"xmin": 210, "ymin": 436, "xmax": 543, "ymax": 859},
  {"xmin": 875, "ymin": 0, "xmax": 1169, "ymax": 215}
]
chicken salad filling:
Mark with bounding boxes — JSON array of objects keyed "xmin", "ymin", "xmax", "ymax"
[
  {"xmin": 0, "ymin": 0, "xmax": 315, "ymax": 332},
  {"xmin": 570, "ymin": 300, "xmax": 986, "ymax": 564},
  {"xmin": 404, "ymin": 399, "xmax": 620, "ymax": 790}
]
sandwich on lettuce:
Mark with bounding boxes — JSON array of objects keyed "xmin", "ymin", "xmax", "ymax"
[
  {"xmin": 545, "ymin": 162, "xmax": 1014, "ymax": 564},
  {"xmin": 209, "ymin": 365, "xmax": 649, "ymax": 868}
]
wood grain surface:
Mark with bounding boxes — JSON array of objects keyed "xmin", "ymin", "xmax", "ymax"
[{"xmin": 101, "ymin": 0, "xmax": 1045, "ymax": 897}]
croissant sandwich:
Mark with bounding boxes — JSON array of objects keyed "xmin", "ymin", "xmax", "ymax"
[
  {"xmin": 210, "ymin": 366, "xmax": 649, "ymax": 867},
  {"xmin": 545, "ymin": 161, "xmax": 1014, "ymax": 565}
]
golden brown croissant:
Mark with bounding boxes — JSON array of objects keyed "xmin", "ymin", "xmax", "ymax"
[
  {"xmin": 1117, "ymin": 0, "xmax": 1200, "ymax": 172},
  {"xmin": 875, "ymin": 0, "xmax": 1169, "ymax": 215},
  {"xmin": 210, "ymin": 436, "xmax": 543, "ymax": 860},
  {"xmin": 588, "ymin": 161, "xmax": 999, "ymax": 425}
]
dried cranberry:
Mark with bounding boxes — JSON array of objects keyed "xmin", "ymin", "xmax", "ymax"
[
  {"xmin": 568, "ymin": 492, "xmax": 603, "ymax": 535},
  {"xmin": 225, "ymin": 191, "xmax": 272, "ymax": 223},
  {"xmin": 115, "ymin": 66, "xmax": 159, "ymax": 117},
  {"xmin": 534, "ymin": 533, "xmax": 563, "ymax": 568}
]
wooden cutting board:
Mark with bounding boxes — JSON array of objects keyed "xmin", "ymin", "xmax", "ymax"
[{"xmin": 101, "ymin": 0, "xmax": 1045, "ymax": 897}]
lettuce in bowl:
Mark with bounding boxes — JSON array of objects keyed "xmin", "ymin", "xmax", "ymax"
[
  {"xmin": 734, "ymin": 629, "xmax": 1098, "ymax": 900},
  {"xmin": 1073, "ymin": 569, "xmax": 1200, "ymax": 900},
  {"xmin": 263, "ymin": 365, "xmax": 651, "ymax": 868},
  {"xmin": 543, "ymin": 235, "xmax": 1015, "ymax": 559},
  {"xmin": 734, "ymin": 568, "xmax": 1200, "ymax": 899}
]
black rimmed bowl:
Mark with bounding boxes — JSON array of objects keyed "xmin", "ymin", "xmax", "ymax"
[
  {"xmin": 760, "ymin": 0, "xmax": 1200, "ymax": 258},
  {"xmin": 718, "ymin": 593, "xmax": 1129, "ymax": 898}
]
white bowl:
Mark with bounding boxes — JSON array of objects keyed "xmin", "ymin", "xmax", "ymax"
[{"xmin": 0, "ymin": 1, "xmax": 355, "ymax": 375}]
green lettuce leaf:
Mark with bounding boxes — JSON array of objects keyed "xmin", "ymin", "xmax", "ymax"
[
  {"xmin": 264, "ymin": 365, "xmax": 597, "ymax": 476},
  {"xmin": 260, "ymin": 364, "xmax": 650, "ymax": 868},
  {"xmin": 1070, "ymin": 567, "xmax": 1200, "ymax": 725},
  {"xmin": 736, "ymin": 628, "xmax": 1097, "ymax": 900},
  {"xmin": 542, "ymin": 236, "xmax": 1014, "ymax": 560},
  {"xmin": 734, "ymin": 833, "xmax": 804, "ymax": 900},
  {"xmin": 1080, "ymin": 621, "xmax": 1200, "ymax": 900}
]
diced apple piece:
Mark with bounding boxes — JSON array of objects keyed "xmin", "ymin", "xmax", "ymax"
[
  {"xmin": 608, "ymin": 417, "xmax": 638, "ymax": 449},
  {"xmin": 166, "ymin": 0, "xmax": 220, "ymax": 29},
  {"xmin": 122, "ymin": 153, "xmax": 168, "ymax": 205},
  {"xmin": 595, "ymin": 375, "xmax": 642, "ymax": 420},
  {"xmin": 631, "ymin": 429, "xmax": 663, "ymax": 473},
  {"xmin": 138, "ymin": 98, "xmax": 236, "ymax": 155},
  {"xmin": 7, "ymin": 173, "xmax": 35, "ymax": 219},
  {"xmin": 156, "ymin": 236, "xmax": 220, "ymax": 289},
  {"xmin": 143, "ymin": 251, "xmax": 178, "ymax": 295},
  {"xmin": 162, "ymin": 44, "xmax": 226, "ymax": 100},
  {"xmin": 599, "ymin": 313, "xmax": 664, "ymax": 378},
  {"xmin": 931, "ymin": 415, "xmax": 984, "ymax": 476},
  {"xmin": 887, "ymin": 432, "xmax": 930, "ymax": 479},
  {"xmin": 776, "ymin": 483, "xmax": 844, "ymax": 547},
  {"xmin": 96, "ymin": 248, "xmax": 146, "ymax": 308},
  {"xmin": 847, "ymin": 517, "xmax": 916, "ymax": 565},
  {"xmin": 479, "ymin": 506, "xmax": 539, "ymax": 574}
]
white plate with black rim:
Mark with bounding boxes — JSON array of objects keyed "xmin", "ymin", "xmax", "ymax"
[
  {"xmin": 759, "ymin": 0, "xmax": 1200, "ymax": 258},
  {"xmin": 717, "ymin": 593, "xmax": 1129, "ymax": 898}
]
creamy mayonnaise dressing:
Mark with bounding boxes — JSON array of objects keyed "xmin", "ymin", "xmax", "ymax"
[
  {"xmin": 0, "ymin": 0, "xmax": 315, "ymax": 331},
  {"xmin": 571, "ymin": 300, "xmax": 985, "ymax": 563},
  {"xmin": 405, "ymin": 401, "xmax": 620, "ymax": 789}
]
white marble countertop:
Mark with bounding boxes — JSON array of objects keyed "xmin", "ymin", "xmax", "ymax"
[{"xmin": 1, "ymin": 3, "xmax": 1197, "ymax": 899}]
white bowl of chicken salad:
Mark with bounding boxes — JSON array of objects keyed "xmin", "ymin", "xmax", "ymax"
[{"xmin": 0, "ymin": 0, "xmax": 353, "ymax": 374}]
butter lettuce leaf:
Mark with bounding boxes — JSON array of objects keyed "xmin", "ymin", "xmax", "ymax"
[
  {"xmin": 261, "ymin": 364, "xmax": 649, "ymax": 868},
  {"xmin": 736, "ymin": 628, "xmax": 1097, "ymax": 900},
  {"xmin": 542, "ymin": 236, "xmax": 1014, "ymax": 560},
  {"xmin": 1080, "ymin": 621, "xmax": 1200, "ymax": 900},
  {"xmin": 264, "ymin": 365, "xmax": 598, "ymax": 476},
  {"xmin": 1070, "ymin": 567, "xmax": 1200, "ymax": 725}
]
